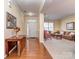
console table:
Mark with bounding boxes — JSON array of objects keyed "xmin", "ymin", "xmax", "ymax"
[{"xmin": 5, "ymin": 35, "xmax": 26, "ymax": 56}]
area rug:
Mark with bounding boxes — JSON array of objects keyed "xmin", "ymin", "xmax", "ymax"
[{"xmin": 43, "ymin": 39, "xmax": 75, "ymax": 59}]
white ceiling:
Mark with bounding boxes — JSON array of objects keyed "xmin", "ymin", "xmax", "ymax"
[
  {"xmin": 14, "ymin": 0, "xmax": 45, "ymax": 13},
  {"xmin": 14, "ymin": 0, "xmax": 75, "ymax": 21},
  {"xmin": 42, "ymin": 0, "xmax": 75, "ymax": 21}
]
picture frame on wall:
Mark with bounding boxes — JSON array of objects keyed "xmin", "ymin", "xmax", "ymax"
[
  {"xmin": 66, "ymin": 22, "xmax": 75, "ymax": 30},
  {"xmin": 6, "ymin": 12, "xmax": 16, "ymax": 29}
]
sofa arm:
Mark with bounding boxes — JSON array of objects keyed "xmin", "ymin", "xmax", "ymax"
[{"xmin": 71, "ymin": 35, "xmax": 75, "ymax": 41}]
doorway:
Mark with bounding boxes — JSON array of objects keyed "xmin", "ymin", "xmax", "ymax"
[{"xmin": 26, "ymin": 20, "xmax": 38, "ymax": 39}]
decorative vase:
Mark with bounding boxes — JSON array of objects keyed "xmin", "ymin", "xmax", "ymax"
[{"xmin": 14, "ymin": 27, "xmax": 20, "ymax": 38}]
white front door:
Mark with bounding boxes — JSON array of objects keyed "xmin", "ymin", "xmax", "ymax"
[{"xmin": 26, "ymin": 20, "xmax": 38, "ymax": 37}]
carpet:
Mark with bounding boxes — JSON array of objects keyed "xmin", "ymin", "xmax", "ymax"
[{"xmin": 43, "ymin": 39, "xmax": 75, "ymax": 59}]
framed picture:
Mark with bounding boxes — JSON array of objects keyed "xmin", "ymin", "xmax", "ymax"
[
  {"xmin": 6, "ymin": 12, "xmax": 16, "ymax": 29},
  {"xmin": 66, "ymin": 22, "xmax": 75, "ymax": 30}
]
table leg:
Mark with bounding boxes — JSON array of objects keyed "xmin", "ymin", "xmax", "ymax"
[
  {"xmin": 17, "ymin": 41, "xmax": 20, "ymax": 56},
  {"xmin": 5, "ymin": 41, "xmax": 9, "ymax": 56}
]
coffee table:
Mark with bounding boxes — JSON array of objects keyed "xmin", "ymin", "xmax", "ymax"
[{"xmin": 54, "ymin": 34, "xmax": 62, "ymax": 39}]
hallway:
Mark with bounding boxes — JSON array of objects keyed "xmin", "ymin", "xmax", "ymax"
[{"xmin": 6, "ymin": 39, "xmax": 52, "ymax": 59}]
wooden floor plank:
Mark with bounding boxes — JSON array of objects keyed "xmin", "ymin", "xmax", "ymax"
[{"xmin": 5, "ymin": 39, "xmax": 52, "ymax": 59}]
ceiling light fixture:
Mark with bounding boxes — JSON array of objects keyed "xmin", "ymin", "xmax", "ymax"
[{"xmin": 27, "ymin": 12, "xmax": 35, "ymax": 16}]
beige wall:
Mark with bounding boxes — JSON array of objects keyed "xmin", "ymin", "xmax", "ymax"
[
  {"xmin": 52, "ymin": 15, "xmax": 75, "ymax": 32},
  {"xmin": 5, "ymin": 0, "xmax": 25, "ymax": 38},
  {"xmin": 60, "ymin": 15, "xmax": 75, "ymax": 32},
  {"xmin": 54, "ymin": 20, "xmax": 61, "ymax": 32}
]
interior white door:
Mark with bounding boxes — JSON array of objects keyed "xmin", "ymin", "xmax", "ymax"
[{"xmin": 27, "ymin": 20, "xmax": 38, "ymax": 37}]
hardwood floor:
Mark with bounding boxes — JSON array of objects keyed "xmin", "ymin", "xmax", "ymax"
[{"xmin": 5, "ymin": 39, "xmax": 52, "ymax": 59}]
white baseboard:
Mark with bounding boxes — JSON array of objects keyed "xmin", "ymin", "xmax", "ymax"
[{"xmin": 4, "ymin": 45, "xmax": 17, "ymax": 58}]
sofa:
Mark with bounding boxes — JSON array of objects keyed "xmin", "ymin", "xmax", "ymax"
[
  {"xmin": 51, "ymin": 31, "xmax": 75, "ymax": 41},
  {"xmin": 62, "ymin": 31, "xmax": 75, "ymax": 41}
]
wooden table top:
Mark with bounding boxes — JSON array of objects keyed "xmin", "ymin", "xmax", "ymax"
[{"xmin": 5, "ymin": 35, "xmax": 26, "ymax": 41}]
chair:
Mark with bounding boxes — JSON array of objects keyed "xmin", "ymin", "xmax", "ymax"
[{"xmin": 44, "ymin": 30, "xmax": 51, "ymax": 40}]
